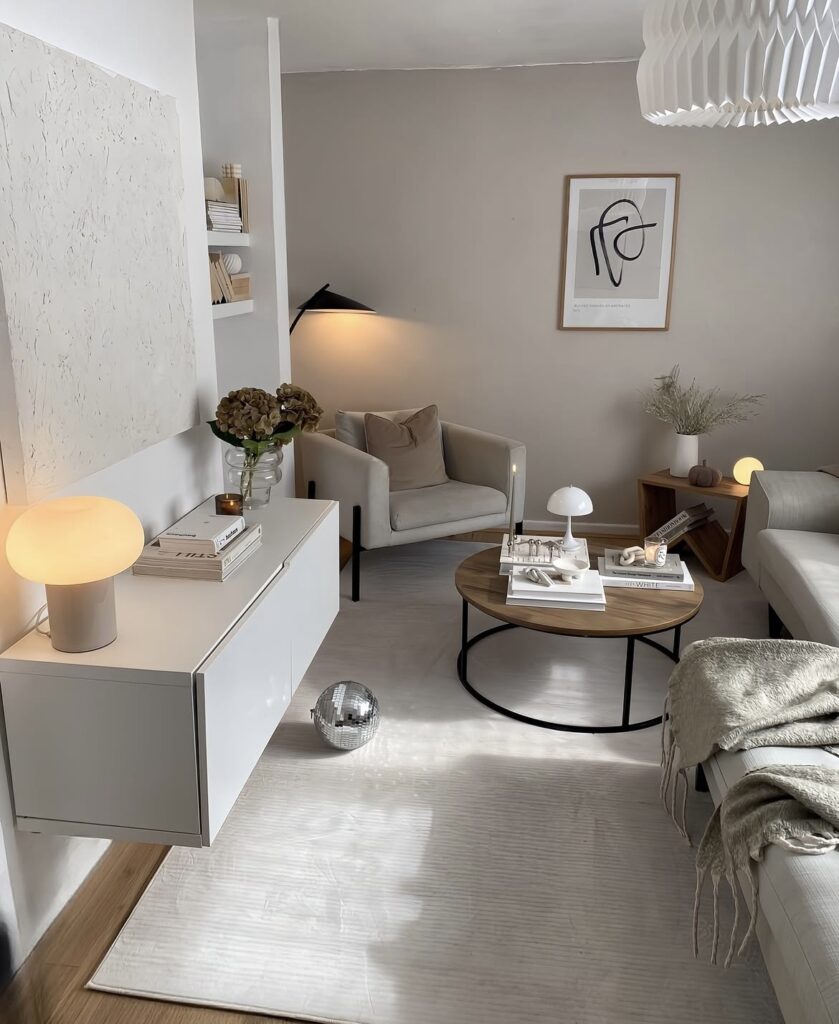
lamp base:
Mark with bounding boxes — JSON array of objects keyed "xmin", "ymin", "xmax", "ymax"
[
  {"xmin": 45, "ymin": 579, "xmax": 117, "ymax": 653},
  {"xmin": 561, "ymin": 517, "xmax": 583, "ymax": 552}
]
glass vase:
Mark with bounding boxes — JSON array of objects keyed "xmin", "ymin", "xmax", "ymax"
[{"xmin": 223, "ymin": 447, "xmax": 283, "ymax": 509}]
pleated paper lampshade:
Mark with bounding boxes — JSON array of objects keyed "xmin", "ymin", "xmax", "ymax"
[{"xmin": 637, "ymin": 0, "xmax": 839, "ymax": 126}]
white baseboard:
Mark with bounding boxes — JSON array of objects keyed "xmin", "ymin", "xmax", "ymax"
[{"xmin": 524, "ymin": 519, "xmax": 639, "ymax": 537}]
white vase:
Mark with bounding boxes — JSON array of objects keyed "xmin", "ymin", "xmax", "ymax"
[{"xmin": 670, "ymin": 433, "xmax": 699, "ymax": 478}]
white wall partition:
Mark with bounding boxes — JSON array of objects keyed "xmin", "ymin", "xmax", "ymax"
[
  {"xmin": 195, "ymin": 7, "xmax": 295, "ymax": 497},
  {"xmin": 0, "ymin": 0, "xmax": 219, "ymax": 969}
]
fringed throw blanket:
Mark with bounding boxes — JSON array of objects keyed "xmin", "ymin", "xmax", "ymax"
[{"xmin": 662, "ymin": 637, "xmax": 839, "ymax": 965}]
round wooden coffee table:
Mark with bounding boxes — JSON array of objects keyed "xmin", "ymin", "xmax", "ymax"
[{"xmin": 454, "ymin": 546, "xmax": 704, "ymax": 734}]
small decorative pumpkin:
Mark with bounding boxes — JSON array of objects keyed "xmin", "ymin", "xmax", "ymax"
[{"xmin": 688, "ymin": 460, "xmax": 723, "ymax": 488}]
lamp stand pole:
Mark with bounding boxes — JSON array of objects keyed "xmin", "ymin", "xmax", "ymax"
[{"xmin": 289, "ymin": 308, "xmax": 306, "ymax": 334}]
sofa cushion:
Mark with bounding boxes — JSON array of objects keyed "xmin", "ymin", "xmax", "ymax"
[
  {"xmin": 707, "ymin": 745, "xmax": 839, "ymax": 1024},
  {"xmin": 335, "ymin": 408, "xmax": 422, "ymax": 452},
  {"xmin": 365, "ymin": 405, "xmax": 449, "ymax": 492},
  {"xmin": 757, "ymin": 530, "xmax": 839, "ymax": 646},
  {"xmin": 390, "ymin": 480, "xmax": 506, "ymax": 531}
]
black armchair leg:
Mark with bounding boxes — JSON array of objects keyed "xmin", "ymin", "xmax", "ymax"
[
  {"xmin": 515, "ymin": 521, "xmax": 524, "ymax": 535},
  {"xmin": 352, "ymin": 505, "xmax": 362, "ymax": 602},
  {"xmin": 768, "ymin": 605, "xmax": 783, "ymax": 639},
  {"xmin": 307, "ymin": 480, "xmax": 316, "ymax": 499}
]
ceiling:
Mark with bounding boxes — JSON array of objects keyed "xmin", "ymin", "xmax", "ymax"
[{"xmin": 203, "ymin": 0, "xmax": 647, "ymax": 73}]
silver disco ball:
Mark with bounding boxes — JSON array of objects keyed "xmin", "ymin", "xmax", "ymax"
[{"xmin": 311, "ymin": 681, "xmax": 381, "ymax": 750}]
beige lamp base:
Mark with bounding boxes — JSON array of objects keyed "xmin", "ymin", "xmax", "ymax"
[{"xmin": 45, "ymin": 578, "xmax": 117, "ymax": 653}]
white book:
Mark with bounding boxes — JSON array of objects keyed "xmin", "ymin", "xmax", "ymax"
[
  {"xmin": 509, "ymin": 567, "xmax": 605, "ymax": 601},
  {"xmin": 598, "ymin": 559, "xmax": 695, "ymax": 592},
  {"xmin": 506, "ymin": 595, "xmax": 605, "ymax": 611},
  {"xmin": 133, "ymin": 540, "xmax": 260, "ymax": 582},
  {"xmin": 158, "ymin": 509, "xmax": 245, "ymax": 554}
]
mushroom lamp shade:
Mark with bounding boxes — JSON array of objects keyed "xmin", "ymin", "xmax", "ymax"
[
  {"xmin": 289, "ymin": 282, "xmax": 375, "ymax": 334},
  {"xmin": 6, "ymin": 496, "xmax": 145, "ymax": 653},
  {"xmin": 733, "ymin": 457, "xmax": 764, "ymax": 486},
  {"xmin": 547, "ymin": 486, "xmax": 593, "ymax": 551}
]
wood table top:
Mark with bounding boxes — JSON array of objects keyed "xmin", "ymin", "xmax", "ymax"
[
  {"xmin": 455, "ymin": 546, "xmax": 704, "ymax": 639},
  {"xmin": 638, "ymin": 469, "xmax": 749, "ymax": 501}
]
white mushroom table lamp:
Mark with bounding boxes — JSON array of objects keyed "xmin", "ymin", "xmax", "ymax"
[
  {"xmin": 547, "ymin": 486, "xmax": 593, "ymax": 552},
  {"xmin": 6, "ymin": 496, "xmax": 145, "ymax": 653}
]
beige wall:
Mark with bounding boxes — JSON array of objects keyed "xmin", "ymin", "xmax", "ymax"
[{"xmin": 283, "ymin": 62, "xmax": 839, "ymax": 527}]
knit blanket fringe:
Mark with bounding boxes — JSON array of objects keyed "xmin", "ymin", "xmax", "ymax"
[{"xmin": 661, "ymin": 637, "xmax": 839, "ymax": 967}]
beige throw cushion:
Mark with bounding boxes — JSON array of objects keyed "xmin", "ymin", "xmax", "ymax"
[
  {"xmin": 335, "ymin": 408, "xmax": 421, "ymax": 452},
  {"xmin": 364, "ymin": 405, "xmax": 448, "ymax": 491}
]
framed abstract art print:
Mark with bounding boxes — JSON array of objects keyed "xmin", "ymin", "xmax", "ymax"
[{"xmin": 559, "ymin": 174, "xmax": 679, "ymax": 331}]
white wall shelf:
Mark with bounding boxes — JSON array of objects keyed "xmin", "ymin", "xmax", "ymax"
[
  {"xmin": 212, "ymin": 300, "xmax": 253, "ymax": 320},
  {"xmin": 207, "ymin": 231, "xmax": 250, "ymax": 247},
  {"xmin": 0, "ymin": 498, "xmax": 339, "ymax": 848}
]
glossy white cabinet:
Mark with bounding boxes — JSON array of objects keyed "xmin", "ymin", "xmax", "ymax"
[{"xmin": 0, "ymin": 497, "xmax": 339, "ymax": 847}]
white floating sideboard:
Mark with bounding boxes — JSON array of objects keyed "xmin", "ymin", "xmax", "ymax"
[{"xmin": 0, "ymin": 497, "xmax": 339, "ymax": 847}]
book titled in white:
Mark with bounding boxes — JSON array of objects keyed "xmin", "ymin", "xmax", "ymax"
[{"xmin": 158, "ymin": 509, "xmax": 245, "ymax": 554}]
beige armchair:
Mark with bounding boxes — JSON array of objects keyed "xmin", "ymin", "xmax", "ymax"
[{"xmin": 299, "ymin": 414, "xmax": 526, "ymax": 600}]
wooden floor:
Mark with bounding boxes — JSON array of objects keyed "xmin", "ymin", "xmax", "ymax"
[{"xmin": 2, "ymin": 527, "xmax": 636, "ymax": 1024}]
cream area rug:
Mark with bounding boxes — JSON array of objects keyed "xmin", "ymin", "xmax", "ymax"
[{"xmin": 90, "ymin": 541, "xmax": 782, "ymax": 1023}]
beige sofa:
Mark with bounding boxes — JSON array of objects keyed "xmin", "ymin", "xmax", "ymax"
[
  {"xmin": 742, "ymin": 470, "xmax": 839, "ymax": 645},
  {"xmin": 705, "ymin": 470, "xmax": 839, "ymax": 1023}
]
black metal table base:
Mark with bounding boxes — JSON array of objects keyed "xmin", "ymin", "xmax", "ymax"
[{"xmin": 457, "ymin": 599, "xmax": 681, "ymax": 734}]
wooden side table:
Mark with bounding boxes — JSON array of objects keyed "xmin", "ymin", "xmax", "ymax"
[{"xmin": 637, "ymin": 470, "xmax": 749, "ymax": 582}]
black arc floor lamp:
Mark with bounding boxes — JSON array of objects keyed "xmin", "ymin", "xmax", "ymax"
[{"xmin": 289, "ymin": 283, "xmax": 375, "ymax": 334}]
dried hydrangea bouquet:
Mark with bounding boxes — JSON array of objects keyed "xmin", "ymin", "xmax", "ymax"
[
  {"xmin": 642, "ymin": 366, "xmax": 762, "ymax": 478},
  {"xmin": 209, "ymin": 384, "xmax": 322, "ymax": 507}
]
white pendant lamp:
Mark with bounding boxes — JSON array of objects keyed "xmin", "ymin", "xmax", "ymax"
[{"xmin": 637, "ymin": 0, "xmax": 839, "ymax": 126}]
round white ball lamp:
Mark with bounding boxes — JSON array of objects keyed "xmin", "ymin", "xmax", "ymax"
[
  {"xmin": 6, "ymin": 496, "xmax": 145, "ymax": 653},
  {"xmin": 547, "ymin": 486, "xmax": 593, "ymax": 552},
  {"xmin": 733, "ymin": 457, "xmax": 764, "ymax": 486}
]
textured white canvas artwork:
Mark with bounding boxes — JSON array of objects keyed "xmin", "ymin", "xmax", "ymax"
[{"xmin": 0, "ymin": 24, "xmax": 198, "ymax": 503}]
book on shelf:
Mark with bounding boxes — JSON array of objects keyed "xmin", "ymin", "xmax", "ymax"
[
  {"xmin": 158, "ymin": 508, "xmax": 245, "ymax": 554},
  {"xmin": 133, "ymin": 525, "xmax": 262, "ymax": 582},
  {"xmin": 208, "ymin": 252, "xmax": 238, "ymax": 303},
  {"xmin": 598, "ymin": 557, "xmax": 695, "ymax": 592},
  {"xmin": 649, "ymin": 504, "xmax": 714, "ymax": 545},
  {"xmin": 206, "ymin": 199, "xmax": 243, "ymax": 233},
  {"xmin": 208, "ymin": 259, "xmax": 224, "ymax": 304},
  {"xmin": 602, "ymin": 548, "xmax": 684, "ymax": 582},
  {"xmin": 499, "ymin": 535, "xmax": 589, "ymax": 575},
  {"xmin": 222, "ymin": 175, "xmax": 249, "ymax": 232},
  {"xmin": 230, "ymin": 273, "xmax": 251, "ymax": 300},
  {"xmin": 506, "ymin": 567, "xmax": 605, "ymax": 611}
]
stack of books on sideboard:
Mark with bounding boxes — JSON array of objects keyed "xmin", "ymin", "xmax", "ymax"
[{"xmin": 133, "ymin": 509, "xmax": 261, "ymax": 582}]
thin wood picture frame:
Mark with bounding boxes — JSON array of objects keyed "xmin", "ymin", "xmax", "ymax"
[{"xmin": 559, "ymin": 173, "xmax": 680, "ymax": 331}]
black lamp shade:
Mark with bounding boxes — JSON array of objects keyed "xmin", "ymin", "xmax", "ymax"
[{"xmin": 298, "ymin": 284, "xmax": 374, "ymax": 314}]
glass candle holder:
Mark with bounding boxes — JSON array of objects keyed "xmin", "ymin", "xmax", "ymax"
[
  {"xmin": 215, "ymin": 493, "xmax": 244, "ymax": 516},
  {"xmin": 644, "ymin": 536, "xmax": 668, "ymax": 567}
]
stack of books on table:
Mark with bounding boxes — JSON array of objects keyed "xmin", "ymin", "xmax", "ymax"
[
  {"xmin": 206, "ymin": 200, "xmax": 243, "ymax": 233},
  {"xmin": 506, "ymin": 567, "xmax": 606, "ymax": 611},
  {"xmin": 597, "ymin": 549, "xmax": 695, "ymax": 592},
  {"xmin": 133, "ymin": 509, "xmax": 262, "ymax": 582}
]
